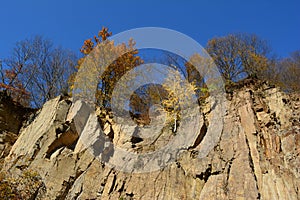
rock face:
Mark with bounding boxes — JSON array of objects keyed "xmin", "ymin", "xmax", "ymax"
[
  {"xmin": 0, "ymin": 92, "xmax": 33, "ymax": 160},
  {"xmin": 0, "ymin": 92, "xmax": 33, "ymax": 134},
  {"xmin": 1, "ymin": 83, "xmax": 300, "ymax": 199}
]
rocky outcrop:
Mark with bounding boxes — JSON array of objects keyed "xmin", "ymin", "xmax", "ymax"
[
  {"xmin": 0, "ymin": 91, "xmax": 33, "ymax": 134},
  {"xmin": 1, "ymin": 83, "xmax": 299, "ymax": 199},
  {"xmin": 0, "ymin": 92, "xmax": 34, "ymax": 161}
]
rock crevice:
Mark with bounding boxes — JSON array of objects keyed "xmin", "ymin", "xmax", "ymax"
[{"xmin": 0, "ymin": 83, "xmax": 299, "ymax": 199}]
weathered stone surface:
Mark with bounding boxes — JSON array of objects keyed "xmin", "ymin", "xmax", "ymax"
[
  {"xmin": 0, "ymin": 131, "xmax": 18, "ymax": 159},
  {"xmin": 1, "ymin": 84, "xmax": 300, "ymax": 199}
]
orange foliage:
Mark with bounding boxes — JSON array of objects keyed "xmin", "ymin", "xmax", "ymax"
[
  {"xmin": 0, "ymin": 65, "xmax": 30, "ymax": 105},
  {"xmin": 69, "ymin": 27, "xmax": 143, "ymax": 107}
]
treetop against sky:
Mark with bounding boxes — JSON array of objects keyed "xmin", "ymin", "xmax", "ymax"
[{"xmin": 0, "ymin": 0, "xmax": 299, "ymax": 59}]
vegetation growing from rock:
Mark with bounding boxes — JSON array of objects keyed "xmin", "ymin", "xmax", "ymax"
[
  {"xmin": 0, "ymin": 23, "xmax": 299, "ymax": 199},
  {"xmin": 0, "ymin": 170, "xmax": 44, "ymax": 199}
]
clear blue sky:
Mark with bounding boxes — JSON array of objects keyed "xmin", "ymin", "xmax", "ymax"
[{"xmin": 0, "ymin": 0, "xmax": 299, "ymax": 59}]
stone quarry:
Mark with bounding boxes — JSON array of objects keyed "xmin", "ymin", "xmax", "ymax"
[{"xmin": 0, "ymin": 81, "xmax": 299, "ymax": 199}]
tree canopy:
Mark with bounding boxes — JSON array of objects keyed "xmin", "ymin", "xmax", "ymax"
[
  {"xmin": 206, "ymin": 33, "xmax": 271, "ymax": 82},
  {"xmin": 69, "ymin": 27, "xmax": 143, "ymax": 108},
  {"xmin": 1, "ymin": 30, "xmax": 299, "ymax": 109},
  {"xmin": 0, "ymin": 36, "xmax": 77, "ymax": 107}
]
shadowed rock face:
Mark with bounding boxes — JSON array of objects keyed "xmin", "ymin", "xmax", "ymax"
[
  {"xmin": 0, "ymin": 91, "xmax": 34, "ymax": 134},
  {"xmin": 1, "ymin": 82, "xmax": 300, "ymax": 200},
  {"xmin": 0, "ymin": 92, "xmax": 34, "ymax": 160}
]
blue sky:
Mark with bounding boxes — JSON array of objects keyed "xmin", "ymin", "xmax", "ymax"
[{"xmin": 0, "ymin": 0, "xmax": 299, "ymax": 59}]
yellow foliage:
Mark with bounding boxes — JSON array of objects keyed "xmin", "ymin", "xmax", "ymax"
[
  {"xmin": 69, "ymin": 27, "xmax": 143, "ymax": 106},
  {"xmin": 161, "ymin": 68, "xmax": 198, "ymax": 129}
]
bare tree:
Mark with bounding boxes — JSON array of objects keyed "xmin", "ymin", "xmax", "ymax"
[
  {"xmin": 206, "ymin": 33, "xmax": 272, "ymax": 82},
  {"xmin": 276, "ymin": 50, "xmax": 300, "ymax": 92},
  {"xmin": 2, "ymin": 36, "xmax": 77, "ymax": 107}
]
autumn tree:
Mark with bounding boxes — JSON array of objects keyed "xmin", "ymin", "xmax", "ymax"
[
  {"xmin": 1, "ymin": 36, "xmax": 77, "ymax": 107},
  {"xmin": 161, "ymin": 67, "xmax": 198, "ymax": 132},
  {"xmin": 275, "ymin": 50, "xmax": 300, "ymax": 92},
  {"xmin": 128, "ymin": 83, "xmax": 169, "ymax": 125},
  {"xmin": 162, "ymin": 51, "xmax": 223, "ymax": 105},
  {"xmin": 69, "ymin": 27, "xmax": 143, "ymax": 108},
  {"xmin": 0, "ymin": 59, "xmax": 30, "ymax": 105},
  {"xmin": 206, "ymin": 33, "xmax": 272, "ymax": 83},
  {"xmin": 152, "ymin": 50, "xmax": 211, "ymax": 104},
  {"xmin": 126, "ymin": 67, "xmax": 198, "ymax": 131}
]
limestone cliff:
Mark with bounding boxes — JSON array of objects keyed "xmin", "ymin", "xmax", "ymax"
[{"xmin": 0, "ymin": 82, "xmax": 299, "ymax": 200}]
